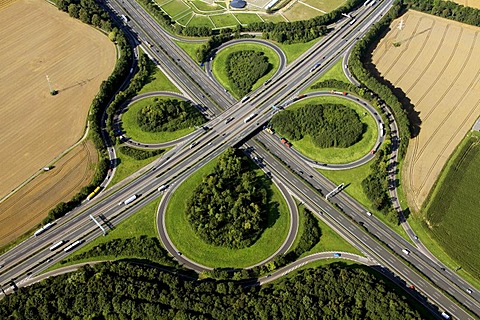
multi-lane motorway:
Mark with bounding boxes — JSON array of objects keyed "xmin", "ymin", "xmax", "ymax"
[{"xmin": 1, "ymin": 0, "xmax": 479, "ymax": 318}]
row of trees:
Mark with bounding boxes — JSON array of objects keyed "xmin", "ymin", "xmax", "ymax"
[
  {"xmin": 271, "ymin": 104, "xmax": 364, "ymax": 148},
  {"xmin": 42, "ymin": 0, "xmax": 133, "ymax": 224},
  {"xmin": 405, "ymin": 0, "xmax": 480, "ymax": 26},
  {"xmin": 348, "ymin": 0, "xmax": 411, "ymax": 159},
  {"xmin": 0, "ymin": 261, "xmax": 426, "ymax": 319},
  {"xmin": 118, "ymin": 146, "xmax": 164, "ymax": 160},
  {"xmin": 186, "ymin": 148, "xmax": 269, "ymax": 249},
  {"xmin": 136, "ymin": 98, "xmax": 205, "ymax": 132},
  {"xmin": 63, "ymin": 236, "xmax": 178, "ymax": 267},
  {"xmin": 226, "ymin": 50, "xmax": 270, "ymax": 97}
]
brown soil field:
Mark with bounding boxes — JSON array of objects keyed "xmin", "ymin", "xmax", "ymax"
[
  {"xmin": 453, "ymin": 0, "xmax": 480, "ymax": 9},
  {"xmin": 372, "ymin": 10, "xmax": 480, "ymax": 211},
  {"xmin": 0, "ymin": 0, "xmax": 115, "ymax": 199},
  {"xmin": 0, "ymin": 141, "xmax": 98, "ymax": 247}
]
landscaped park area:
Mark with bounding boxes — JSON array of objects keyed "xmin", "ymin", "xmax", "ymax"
[{"xmin": 0, "ymin": 0, "xmax": 115, "ymax": 246}]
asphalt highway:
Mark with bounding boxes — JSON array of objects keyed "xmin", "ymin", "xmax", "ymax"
[{"xmin": 1, "ymin": 0, "xmax": 478, "ymax": 318}]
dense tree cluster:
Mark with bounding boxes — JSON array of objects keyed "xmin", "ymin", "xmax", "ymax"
[
  {"xmin": 186, "ymin": 148, "xmax": 268, "ymax": 249},
  {"xmin": 226, "ymin": 50, "xmax": 270, "ymax": 97},
  {"xmin": 118, "ymin": 146, "xmax": 164, "ymax": 160},
  {"xmin": 348, "ymin": 0, "xmax": 411, "ymax": 159},
  {"xmin": 136, "ymin": 98, "xmax": 205, "ymax": 132},
  {"xmin": 63, "ymin": 236, "xmax": 177, "ymax": 267},
  {"xmin": 0, "ymin": 262, "xmax": 425, "ymax": 319},
  {"xmin": 41, "ymin": 0, "xmax": 133, "ymax": 225},
  {"xmin": 271, "ymin": 104, "xmax": 364, "ymax": 148},
  {"xmin": 361, "ymin": 143, "xmax": 398, "ymax": 224},
  {"xmin": 405, "ymin": 0, "xmax": 480, "ymax": 26},
  {"xmin": 290, "ymin": 208, "xmax": 322, "ymax": 258}
]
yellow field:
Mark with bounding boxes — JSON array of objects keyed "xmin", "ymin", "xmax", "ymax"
[
  {"xmin": 0, "ymin": 141, "xmax": 98, "ymax": 247},
  {"xmin": 0, "ymin": 0, "xmax": 115, "ymax": 199},
  {"xmin": 372, "ymin": 10, "xmax": 480, "ymax": 210},
  {"xmin": 453, "ymin": 0, "xmax": 480, "ymax": 9}
]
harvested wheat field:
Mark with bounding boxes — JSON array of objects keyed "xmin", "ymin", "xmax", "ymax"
[
  {"xmin": 0, "ymin": 141, "xmax": 97, "ymax": 247},
  {"xmin": 453, "ymin": 0, "xmax": 480, "ymax": 9},
  {"xmin": 372, "ymin": 10, "xmax": 480, "ymax": 210},
  {"xmin": 0, "ymin": 0, "xmax": 115, "ymax": 199}
]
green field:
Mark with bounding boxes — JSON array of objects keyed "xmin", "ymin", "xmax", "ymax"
[
  {"xmin": 262, "ymin": 14, "xmax": 288, "ymax": 23},
  {"xmin": 283, "ymin": 2, "xmax": 324, "ymax": 21},
  {"xmin": 121, "ymin": 97, "xmax": 196, "ymax": 144},
  {"xmin": 281, "ymin": 96, "xmax": 376, "ymax": 164},
  {"xmin": 317, "ymin": 164, "xmax": 410, "ymax": 240},
  {"xmin": 161, "ymin": 0, "xmax": 191, "ymax": 19},
  {"xmin": 314, "ymin": 58, "xmax": 350, "ymax": 84},
  {"xmin": 190, "ymin": 0, "xmax": 225, "ymax": 12},
  {"xmin": 234, "ymin": 13, "xmax": 264, "ymax": 25},
  {"xmin": 210, "ymin": 13, "xmax": 239, "ymax": 28},
  {"xmin": 174, "ymin": 39, "xmax": 207, "ymax": 63},
  {"xmin": 50, "ymin": 197, "xmax": 162, "ymax": 269},
  {"xmin": 176, "ymin": 12, "xmax": 194, "ymax": 26},
  {"xmin": 273, "ymin": 38, "xmax": 320, "ymax": 64},
  {"xmin": 212, "ymin": 43, "xmax": 280, "ymax": 99},
  {"xmin": 138, "ymin": 63, "xmax": 181, "ymax": 94},
  {"xmin": 165, "ymin": 153, "xmax": 290, "ymax": 268},
  {"xmin": 290, "ymin": 204, "xmax": 362, "ymax": 257},
  {"xmin": 421, "ymin": 133, "xmax": 480, "ymax": 281},
  {"xmin": 187, "ymin": 15, "xmax": 215, "ymax": 28},
  {"xmin": 304, "ymin": 0, "xmax": 346, "ymax": 12},
  {"xmin": 108, "ymin": 146, "xmax": 166, "ymax": 187}
]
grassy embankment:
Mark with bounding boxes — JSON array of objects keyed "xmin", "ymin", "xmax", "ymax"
[
  {"xmin": 282, "ymin": 96, "xmax": 376, "ymax": 164},
  {"xmin": 165, "ymin": 153, "xmax": 290, "ymax": 268},
  {"xmin": 211, "ymin": 43, "xmax": 280, "ymax": 99}
]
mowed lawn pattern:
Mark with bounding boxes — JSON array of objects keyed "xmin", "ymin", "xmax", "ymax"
[
  {"xmin": 165, "ymin": 154, "xmax": 290, "ymax": 268},
  {"xmin": 372, "ymin": 10, "xmax": 480, "ymax": 209},
  {"xmin": 424, "ymin": 134, "xmax": 480, "ymax": 277}
]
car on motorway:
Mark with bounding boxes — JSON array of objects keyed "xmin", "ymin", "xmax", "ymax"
[
  {"xmin": 333, "ymin": 253, "xmax": 341, "ymax": 258},
  {"xmin": 366, "ymin": 211, "xmax": 372, "ymax": 216},
  {"xmin": 189, "ymin": 142, "xmax": 197, "ymax": 149},
  {"xmin": 402, "ymin": 249, "xmax": 410, "ymax": 255},
  {"xmin": 467, "ymin": 288, "xmax": 473, "ymax": 294},
  {"xmin": 225, "ymin": 117, "xmax": 233, "ymax": 124},
  {"xmin": 441, "ymin": 311, "xmax": 451, "ymax": 319}
]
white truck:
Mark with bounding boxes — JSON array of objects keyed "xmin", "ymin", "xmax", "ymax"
[
  {"xmin": 402, "ymin": 249, "xmax": 410, "ymax": 255},
  {"xmin": 244, "ymin": 113, "xmax": 257, "ymax": 123},
  {"xmin": 119, "ymin": 194, "xmax": 137, "ymax": 206}
]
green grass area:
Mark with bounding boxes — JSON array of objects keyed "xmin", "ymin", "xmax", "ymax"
[
  {"xmin": 417, "ymin": 132, "xmax": 480, "ymax": 284},
  {"xmin": 165, "ymin": 154, "xmax": 290, "ymax": 268},
  {"xmin": 190, "ymin": 0, "xmax": 224, "ymax": 12},
  {"xmin": 161, "ymin": 0, "xmax": 191, "ymax": 19},
  {"xmin": 290, "ymin": 203, "xmax": 362, "ymax": 256},
  {"xmin": 121, "ymin": 97, "xmax": 196, "ymax": 144},
  {"xmin": 108, "ymin": 146, "xmax": 166, "ymax": 187},
  {"xmin": 174, "ymin": 39, "xmax": 206, "ymax": 62},
  {"xmin": 314, "ymin": 58, "xmax": 350, "ymax": 83},
  {"xmin": 272, "ymin": 38, "xmax": 320, "ymax": 64},
  {"xmin": 138, "ymin": 63, "xmax": 180, "ymax": 94},
  {"xmin": 282, "ymin": 96, "xmax": 376, "ymax": 164},
  {"xmin": 262, "ymin": 14, "xmax": 288, "ymax": 23},
  {"xmin": 49, "ymin": 197, "xmax": 162, "ymax": 270},
  {"xmin": 233, "ymin": 13, "xmax": 263, "ymax": 25},
  {"xmin": 304, "ymin": 0, "xmax": 346, "ymax": 12},
  {"xmin": 283, "ymin": 2, "xmax": 324, "ymax": 21},
  {"xmin": 317, "ymin": 164, "xmax": 410, "ymax": 240},
  {"xmin": 176, "ymin": 12, "xmax": 194, "ymax": 26},
  {"xmin": 212, "ymin": 43, "xmax": 280, "ymax": 99},
  {"xmin": 187, "ymin": 15, "xmax": 215, "ymax": 28},
  {"xmin": 210, "ymin": 13, "xmax": 238, "ymax": 28}
]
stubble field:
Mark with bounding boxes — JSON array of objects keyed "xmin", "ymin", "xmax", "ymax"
[
  {"xmin": 0, "ymin": 0, "xmax": 115, "ymax": 199},
  {"xmin": 0, "ymin": 141, "xmax": 98, "ymax": 247},
  {"xmin": 371, "ymin": 10, "xmax": 480, "ymax": 210},
  {"xmin": 453, "ymin": 0, "xmax": 480, "ymax": 9}
]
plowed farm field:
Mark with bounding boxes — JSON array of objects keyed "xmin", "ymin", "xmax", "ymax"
[
  {"xmin": 0, "ymin": 0, "xmax": 115, "ymax": 199},
  {"xmin": 372, "ymin": 10, "xmax": 480, "ymax": 210}
]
